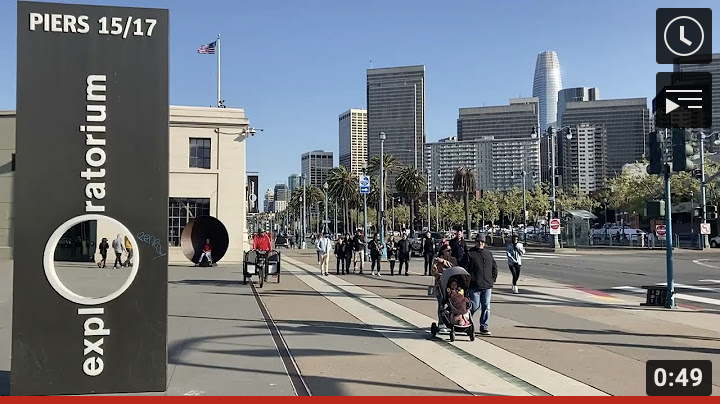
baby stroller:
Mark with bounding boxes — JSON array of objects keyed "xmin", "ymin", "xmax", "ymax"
[{"xmin": 431, "ymin": 267, "xmax": 475, "ymax": 342}]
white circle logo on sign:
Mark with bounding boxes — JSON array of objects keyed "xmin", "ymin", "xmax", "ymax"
[{"xmin": 43, "ymin": 214, "xmax": 140, "ymax": 306}]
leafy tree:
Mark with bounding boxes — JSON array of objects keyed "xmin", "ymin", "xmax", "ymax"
[
  {"xmin": 526, "ymin": 184, "xmax": 551, "ymax": 226},
  {"xmin": 498, "ymin": 188, "xmax": 523, "ymax": 228},
  {"xmin": 556, "ymin": 186, "xmax": 601, "ymax": 212}
]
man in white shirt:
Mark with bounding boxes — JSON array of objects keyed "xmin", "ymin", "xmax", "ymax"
[{"xmin": 317, "ymin": 234, "xmax": 332, "ymax": 276}]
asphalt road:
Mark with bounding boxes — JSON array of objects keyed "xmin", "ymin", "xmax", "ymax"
[{"xmin": 501, "ymin": 248, "xmax": 720, "ymax": 311}]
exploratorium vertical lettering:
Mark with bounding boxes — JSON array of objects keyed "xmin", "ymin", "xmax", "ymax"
[{"xmin": 81, "ymin": 75, "xmax": 108, "ymax": 213}]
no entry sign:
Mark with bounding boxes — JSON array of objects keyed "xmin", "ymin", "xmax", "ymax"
[
  {"xmin": 12, "ymin": 2, "xmax": 169, "ymax": 396},
  {"xmin": 549, "ymin": 218, "xmax": 561, "ymax": 235},
  {"xmin": 656, "ymin": 225, "xmax": 667, "ymax": 240}
]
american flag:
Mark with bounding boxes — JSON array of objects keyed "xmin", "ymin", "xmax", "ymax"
[{"xmin": 197, "ymin": 41, "xmax": 217, "ymax": 54}]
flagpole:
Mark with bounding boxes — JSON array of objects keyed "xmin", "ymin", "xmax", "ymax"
[{"xmin": 217, "ymin": 34, "xmax": 221, "ymax": 107}]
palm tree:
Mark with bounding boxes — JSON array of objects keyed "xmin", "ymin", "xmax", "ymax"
[
  {"xmin": 326, "ymin": 165, "xmax": 358, "ymax": 234},
  {"xmin": 395, "ymin": 165, "xmax": 426, "ymax": 232},
  {"xmin": 368, "ymin": 154, "xmax": 398, "ymax": 208},
  {"xmin": 288, "ymin": 185, "xmax": 325, "ymax": 233},
  {"xmin": 453, "ymin": 167, "xmax": 476, "ymax": 238}
]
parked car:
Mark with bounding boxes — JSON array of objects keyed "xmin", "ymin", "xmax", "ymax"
[{"xmin": 710, "ymin": 235, "xmax": 720, "ymax": 248}]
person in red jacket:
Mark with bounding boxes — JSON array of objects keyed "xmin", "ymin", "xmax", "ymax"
[
  {"xmin": 253, "ymin": 230, "xmax": 272, "ymax": 252},
  {"xmin": 196, "ymin": 239, "xmax": 213, "ymax": 266}
]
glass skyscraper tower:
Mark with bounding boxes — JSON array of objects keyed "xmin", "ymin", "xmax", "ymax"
[{"xmin": 532, "ymin": 51, "xmax": 563, "ymax": 130}]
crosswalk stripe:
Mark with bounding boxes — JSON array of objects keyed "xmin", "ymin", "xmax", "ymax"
[
  {"xmin": 655, "ymin": 282, "xmax": 717, "ymax": 292},
  {"xmin": 699, "ymin": 280, "xmax": 720, "ymax": 284},
  {"xmin": 613, "ymin": 286, "xmax": 720, "ymax": 307}
]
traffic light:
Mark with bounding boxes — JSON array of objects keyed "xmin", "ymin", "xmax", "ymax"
[
  {"xmin": 647, "ymin": 201, "xmax": 666, "ymax": 218},
  {"xmin": 692, "ymin": 168, "xmax": 702, "ymax": 179},
  {"xmin": 647, "ymin": 131, "xmax": 663, "ymax": 175},
  {"xmin": 707, "ymin": 205, "xmax": 718, "ymax": 220},
  {"xmin": 672, "ymin": 128, "xmax": 696, "ymax": 172}
]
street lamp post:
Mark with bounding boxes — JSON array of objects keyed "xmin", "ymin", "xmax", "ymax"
[
  {"xmin": 363, "ymin": 164, "xmax": 368, "ymax": 262},
  {"xmin": 426, "ymin": 168, "xmax": 431, "ymax": 231},
  {"xmin": 379, "ymin": 132, "xmax": 387, "ymax": 257},
  {"xmin": 532, "ymin": 125, "xmax": 573, "ymax": 249},
  {"xmin": 323, "ymin": 182, "xmax": 329, "ymax": 235},
  {"xmin": 521, "ymin": 170, "xmax": 527, "ymax": 242},
  {"xmin": 435, "ymin": 186, "xmax": 439, "ymax": 232},
  {"xmin": 302, "ymin": 174, "xmax": 307, "ymax": 248}
]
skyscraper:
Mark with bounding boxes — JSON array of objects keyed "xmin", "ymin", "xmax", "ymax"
[
  {"xmin": 457, "ymin": 98, "xmax": 539, "ymax": 141},
  {"xmin": 263, "ymin": 189, "xmax": 274, "ymax": 213},
  {"xmin": 674, "ymin": 53, "xmax": 720, "ymax": 135},
  {"xmin": 367, "ymin": 65, "xmax": 425, "ymax": 192},
  {"xmin": 555, "ymin": 87, "xmax": 600, "ymax": 185},
  {"xmin": 533, "ymin": 51, "xmax": 563, "ymax": 130},
  {"xmin": 561, "ymin": 124, "xmax": 608, "ymax": 194},
  {"xmin": 301, "ymin": 150, "xmax": 334, "ymax": 188},
  {"xmin": 288, "ymin": 174, "xmax": 301, "ymax": 193},
  {"xmin": 339, "ymin": 109, "xmax": 367, "ymax": 178},
  {"xmin": 562, "ymin": 98, "xmax": 650, "ymax": 177}
]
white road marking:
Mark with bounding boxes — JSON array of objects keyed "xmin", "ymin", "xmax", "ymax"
[
  {"xmin": 183, "ymin": 390, "xmax": 206, "ymax": 396},
  {"xmin": 699, "ymin": 280, "xmax": 720, "ymax": 283},
  {"xmin": 693, "ymin": 259, "xmax": 720, "ymax": 269},
  {"xmin": 613, "ymin": 286, "xmax": 720, "ymax": 307},
  {"xmin": 284, "ymin": 256, "xmax": 607, "ymax": 396},
  {"xmin": 655, "ymin": 282, "xmax": 717, "ymax": 292}
]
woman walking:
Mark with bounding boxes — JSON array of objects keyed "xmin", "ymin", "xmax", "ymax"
[
  {"xmin": 369, "ymin": 233, "xmax": 384, "ymax": 276},
  {"xmin": 432, "ymin": 244, "xmax": 458, "ymax": 333},
  {"xmin": 386, "ymin": 236, "xmax": 398, "ymax": 276},
  {"xmin": 97, "ymin": 237, "xmax": 109, "ymax": 268}
]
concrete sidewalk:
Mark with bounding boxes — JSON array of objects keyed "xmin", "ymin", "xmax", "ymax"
[
  {"xmin": 0, "ymin": 260, "xmax": 296, "ymax": 396},
  {"xmin": 283, "ymin": 250, "xmax": 720, "ymax": 396}
]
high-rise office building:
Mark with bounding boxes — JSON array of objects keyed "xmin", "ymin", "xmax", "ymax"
[
  {"xmin": 301, "ymin": 150, "xmax": 334, "ymax": 188},
  {"xmin": 554, "ymin": 87, "xmax": 600, "ymax": 186},
  {"xmin": 424, "ymin": 136, "xmax": 540, "ymax": 192},
  {"xmin": 674, "ymin": 53, "xmax": 720, "ymax": 135},
  {"xmin": 274, "ymin": 184, "xmax": 289, "ymax": 202},
  {"xmin": 367, "ymin": 65, "xmax": 425, "ymax": 192},
  {"xmin": 288, "ymin": 174, "xmax": 301, "ymax": 193},
  {"xmin": 561, "ymin": 124, "xmax": 608, "ymax": 194},
  {"xmin": 263, "ymin": 189, "xmax": 274, "ymax": 213},
  {"xmin": 533, "ymin": 51, "xmax": 563, "ymax": 130},
  {"xmin": 562, "ymin": 98, "xmax": 651, "ymax": 177},
  {"xmin": 457, "ymin": 98, "xmax": 539, "ymax": 141},
  {"xmin": 339, "ymin": 109, "xmax": 367, "ymax": 178},
  {"xmin": 557, "ymin": 87, "xmax": 600, "ymax": 127}
]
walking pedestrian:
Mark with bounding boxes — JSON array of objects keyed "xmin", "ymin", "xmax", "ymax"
[
  {"xmin": 123, "ymin": 236, "xmax": 134, "ymax": 267},
  {"xmin": 97, "ymin": 237, "xmax": 109, "ymax": 268},
  {"xmin": 369, "ymin": 233, "xmax": 384, "ymax": 276},
  {"xmin": 352, "ymin": 230, "xmax": 366, "ymax": 274},
  {"xmin": 386, "ymin": 236, "xmax": 397, "ymax": 276},
  {"xmin": 111, "ymin": 234, "xmax": 125, "ymax": 269},
  {"xmin": 460, "ymin": 234, "xmax": 497, "ymax": 336},
  {"xmin": 315, "ymin": 235, "xmax": 323, "ymax": 264},
  {"xmin": 397, "ymin": 233, "xmax": 411, "ymax": 276},
  {"xmin": 343, "ymin": 234, "xmax": 353, "ymax": 272},
  {"xmin": 335, "ymin": 237, "xmax": 346, "ymax": 275},
  {"xmin": 423, "ymin": 231, "xmax": 434, "ymax": 276},
  {"xmin": 506, "ymin": 235, "xmax": 525, "ymax": 294},
  {"xmin": 317, "ymin": 234, "xmax": 332, "ymax": 276},
  {"xmin": 449, "ymin": 231, "xmax": 467, "ymax": 262},
  {"xmin": 432, "ymin": 244, "xmax": 457, "ymax": 333}
]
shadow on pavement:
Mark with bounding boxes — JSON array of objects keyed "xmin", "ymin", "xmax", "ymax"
[
  {"xmin": 516, "ymin": 325, "xmax": 720, "ymax": 343},
  {"xmin": 169, "ymin": 279, "xmax": 246, "ymax": 287},
  {"xmin": 0, "ymin": 370, "xmax": 8, "ymax": 396},
  {"xmin": 492, "ymin": 333, "xmax": 720, "ymax": 355}
]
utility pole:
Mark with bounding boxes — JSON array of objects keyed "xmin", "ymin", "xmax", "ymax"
[
  {"xmin": 426, "ymin": 169, "xmax": 431, "ymax": 231},
  {"xmin": 379, "ymin": 132, "xmax": 386, "ymax": 257},
  {"xmin": 435, "ymin": 186, "xmax": 439, "ymax": 232}
]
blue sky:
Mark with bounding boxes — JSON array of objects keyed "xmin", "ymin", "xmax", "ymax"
[{"xmin": 1, "ymin": 0, "xmax": 718, "ymax": 207}]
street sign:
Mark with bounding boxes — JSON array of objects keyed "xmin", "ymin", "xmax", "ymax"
[
  {"xmin": 359, "ymin": 175, "xmax": 371, "ymax": 194},
  {"xmin": 656, "ymin": 224, "xmax": 667, "ymax": 240},
  {"xmin": 549, "ymin": 218, "xmax": 561, "ymax": 235},
  {"xmin": 700, "ymin": 223, "xmax": 711, "ymax": 235}
]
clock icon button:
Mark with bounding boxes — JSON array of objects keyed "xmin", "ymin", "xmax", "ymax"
[{"xmin": 656, "ymin": 8, "xmax": 712, "ymax": 65}]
